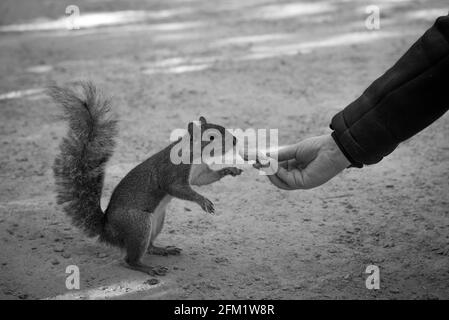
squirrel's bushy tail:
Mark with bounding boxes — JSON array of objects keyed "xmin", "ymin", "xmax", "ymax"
[{"xmin": 49, "ymin": 82, "xmax": 118, "ymax": 237}]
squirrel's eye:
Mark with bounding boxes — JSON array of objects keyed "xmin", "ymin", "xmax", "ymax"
[{"xmin": 210, "ymin": 136, "xmax": 215, "ymax": 141}]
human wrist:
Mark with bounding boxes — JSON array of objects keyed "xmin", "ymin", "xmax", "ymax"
[{"xmin": 326, "ymin": 133, "xmax": 352, "ymax": 169}]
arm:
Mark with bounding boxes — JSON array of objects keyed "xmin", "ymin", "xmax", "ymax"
[
  {"xmin": 265, "ymin": 14, "xmax": 449, "ymax": 189},
  {"xmin": 332, "ymin": 14, "xmax": 449, "ymax": 167}
]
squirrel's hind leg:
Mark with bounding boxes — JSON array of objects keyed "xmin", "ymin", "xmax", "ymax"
[
  {"xmin": 148, "ymin": 208, "xmax": 182, "ymax": 256},
  {"xmin": 148, "ymin": 243, "xmax": 182, "ymax": 256},
  {"xmin": 125, "ymin": 259, "xmax": 168, "ymax": 276},
  {"xmin": 123, "ymin": 209, "xmax": 168, "ymax": 276},
  {"xmin": 148, "ymin": 245, "xmax": 182, "ymax": 256}
]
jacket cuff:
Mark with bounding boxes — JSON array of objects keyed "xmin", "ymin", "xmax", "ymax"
[{"xmin": 330, "ymin": 113, "xmax": 364, "ymax": 168}]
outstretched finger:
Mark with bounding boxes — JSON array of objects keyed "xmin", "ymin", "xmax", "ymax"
[{"xmin": 267, "ymin": 144, "xmax": 298, "ymax": 162}]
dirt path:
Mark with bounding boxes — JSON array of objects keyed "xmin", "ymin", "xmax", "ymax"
[{"xmin": 0, "ymin": 0, "xmax": 448, "ymax": 299}]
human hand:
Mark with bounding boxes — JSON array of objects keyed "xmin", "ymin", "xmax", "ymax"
[{"xmin": 262, "ymin": 134, "xmax": 351, "ymax": 190}]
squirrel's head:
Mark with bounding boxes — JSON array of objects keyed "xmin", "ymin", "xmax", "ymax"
[{"xmin": 187, "ymin": 116, "xmax": 237, "ymax": 157}]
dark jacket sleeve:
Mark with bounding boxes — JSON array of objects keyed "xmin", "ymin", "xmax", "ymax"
[{"xmin": 330, "ymin": 14, "xmax": 449, "ymax": 168}]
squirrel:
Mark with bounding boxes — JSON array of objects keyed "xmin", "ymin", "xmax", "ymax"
[{"xmin": 49, "ymin": 81, "xmax": 242, "ymax": 276}]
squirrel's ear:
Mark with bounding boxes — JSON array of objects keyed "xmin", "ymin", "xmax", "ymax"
[{"xmin": 199, "ymin": 116, "xmax": 207, "ymax": 125}]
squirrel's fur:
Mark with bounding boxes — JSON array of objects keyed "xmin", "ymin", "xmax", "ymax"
[
  {"xmin": 50, "ymin": 82, "xmax": 117, "ymax": 237},
  {"xmin": 50, "ymin": 81, "xmax": 241, "ymax": 275}
]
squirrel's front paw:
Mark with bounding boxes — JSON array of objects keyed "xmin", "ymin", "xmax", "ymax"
[
  {"xmin": 200, "ymin": 197, "xmax": 215, "ymax": 214},
  {"xmin": 220, "ymin": 167, "xmax": 243, "ymax": 177}
]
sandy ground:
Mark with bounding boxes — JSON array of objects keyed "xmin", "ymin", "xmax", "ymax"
[{"xmin": 0, "ymin": 0, "xmax": 448, "ymax": 300}]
